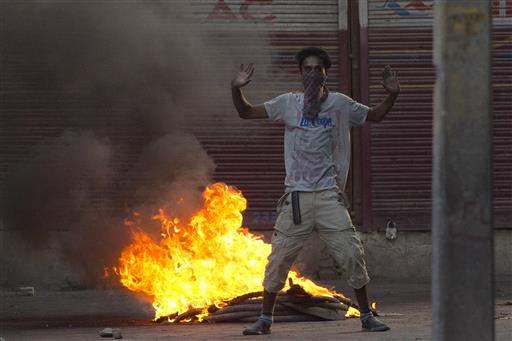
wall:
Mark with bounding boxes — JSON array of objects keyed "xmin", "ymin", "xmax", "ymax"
[{"xmin": 261, "ymin": 229, "xmax": 512, "ymax": 283}]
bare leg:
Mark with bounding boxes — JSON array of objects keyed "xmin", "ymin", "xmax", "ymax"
[
  {"xmin": 354, "ymin": 285, "xmax": 390, "ymax": 332},
  {"xmin": 262, "ymin": 290, "xmax": 278, "ymax": 315},
  {"xmin": 353, "ymin": 285, "xmax": 371, "ymax": 314},
  {"xmin": 242, "ymin": 290, "xmax": 277, "ymax": 335}
]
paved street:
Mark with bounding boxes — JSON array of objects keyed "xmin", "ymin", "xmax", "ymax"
[{"xmin": 1, "ymin": 281, "xmax": 511, "ymax": 340}]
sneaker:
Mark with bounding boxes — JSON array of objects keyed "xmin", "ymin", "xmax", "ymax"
[
  {"xmin": 242, "ymin": 318, "xmax": 272, "ymax": 335},
  {"xmin": 361, "ymin": 315, "xmax": 390, "ymax": 332}
]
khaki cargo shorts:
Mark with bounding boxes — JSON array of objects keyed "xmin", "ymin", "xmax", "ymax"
[{"xmin": 262, "ymin": 189, "xmax": 370, "ymax": 292}]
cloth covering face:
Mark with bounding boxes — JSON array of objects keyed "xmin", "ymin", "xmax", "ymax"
[{"xmin": 301, "ymin": 70, "xmax": 328, "ymax": 120}]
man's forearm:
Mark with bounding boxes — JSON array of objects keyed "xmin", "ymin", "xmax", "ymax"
[
  {"xmin": 367, "ymin": 92, "xmax": 398, "ymax": 122},
  {"xmin": 231, "ymin": 85, "xmax": 252, "ymax": 115}
]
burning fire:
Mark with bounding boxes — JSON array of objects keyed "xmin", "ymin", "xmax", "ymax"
[
  {"xmin": 115, "ymin": 182, "xmax": 338, "ymax": 320},
  {"xmin": 345, "ymin": 302, "xmax": 377, "ymax": 318}
]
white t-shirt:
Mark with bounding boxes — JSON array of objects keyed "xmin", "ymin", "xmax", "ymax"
[{"xmin": 264, "ymin": 92, "xmax": 369, "ymax": 193}]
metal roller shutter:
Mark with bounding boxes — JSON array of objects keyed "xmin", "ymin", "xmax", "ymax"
[
  {"xmin": 360, "ymin": 0, "xmax": 512, "ymax": 230},
  {"xmin": 0, "ymin": 1, "xmax": 347, "ymax": 231},
  {"xmin": 188, "ymin": 0, "xmax": 345, "ymax": 230}
]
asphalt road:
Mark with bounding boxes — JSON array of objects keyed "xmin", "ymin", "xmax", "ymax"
[{"xmin": 1, "ymin": 281, "xmax": 511, "ymax": 340}]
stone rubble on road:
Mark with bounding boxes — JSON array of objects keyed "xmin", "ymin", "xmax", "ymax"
[{"xmin": 100, "ymin": 327, "xmax": 123, "ymax": 339}]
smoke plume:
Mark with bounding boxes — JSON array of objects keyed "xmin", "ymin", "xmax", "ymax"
[{"xmin": 0, "ymin": 0, "xmax": 248, "ymax": 288}]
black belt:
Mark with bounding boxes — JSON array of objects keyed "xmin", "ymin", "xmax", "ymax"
[{"xmin": 291, "ymin": 191, "xmax": 301, "ymax": 225}]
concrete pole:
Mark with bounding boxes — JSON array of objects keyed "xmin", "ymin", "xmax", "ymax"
[{"xmin": 432, "ymin": 1, "xmax": 494, "ymax": 341}]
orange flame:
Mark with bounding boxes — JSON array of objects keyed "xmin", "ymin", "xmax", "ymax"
[
  {"xmin": 116, "ymin": 182, "xmax": 336, "ymax": 320},
  {"xmin": 345, "ymin": 306, "xmax": 360, "ymax": 318},
  {"xmin": 344, "ymin": 302, "xmax": 376, "ymax": 319}
]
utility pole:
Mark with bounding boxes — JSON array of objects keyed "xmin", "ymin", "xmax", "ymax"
[{"xmin": 432, "ymin": 1, "xmax": 494, "ymax": 340}]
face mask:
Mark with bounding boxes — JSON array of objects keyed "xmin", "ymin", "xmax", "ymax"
[{"xmin": 302, "ymin": 70, "xmax": 328, "ymax": 120}]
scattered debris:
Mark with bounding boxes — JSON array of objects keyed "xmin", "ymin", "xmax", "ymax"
[
  {"xmin": 17, "ymin": 286, "xmax": 35, "ymax": 296},
  {"xmin": 99, "ymin": 328, "xmax": 122, "ymax": 339},
  {"xmin": 498, "ymin": 301, "xmax": 512, "ymax": 306},
  {"xmin": 113, "ymin": 330, "xmax": 122, "ymax": 339},
  {"xmin": 99, "ymin": 328, "xmax": 113, "ymax": 337},
  {"xmin": 155, "ymin": 279, "xmax": 372, "ymax": 324}
]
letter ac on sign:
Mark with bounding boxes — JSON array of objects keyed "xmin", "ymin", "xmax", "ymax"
[{"xmin": 207, "ymin": 0, "xmax": 276, "ymax": 22}]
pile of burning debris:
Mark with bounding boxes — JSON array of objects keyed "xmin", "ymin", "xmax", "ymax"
[
  {"xmin": 155, "ymin": 279, "xmax": 376, "ymax": 324},
  {"xmin": 114, "ymin": 183, "xmax": 376, "ymax": 323}
]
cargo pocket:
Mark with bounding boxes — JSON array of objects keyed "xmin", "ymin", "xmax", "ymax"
[
  {"xmin": 264, "ymin": 230, "xmax": 291, "ymax": 292},
  {"xmin": 274, "ymin": 193, "xmax": 293, "ymax": 236},
  {"xmin": 276, "ymin": 192, "xmax": 291, "ymax": 214}
]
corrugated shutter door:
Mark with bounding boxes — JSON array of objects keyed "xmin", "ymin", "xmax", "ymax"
[
  {"xmin": 492, "ymin": 3, "xmax": 512, "ymax": 227},
  {"xmin": 0, "ymin": 1, "xmax": 344, "ymax": 230},
  {"xmin": 189, "ymin": 0, "xmax": 342, "ymax": 230},
  {"xmin": 363, "ymin": 0, "xmax": 512, "ymax": 230}
]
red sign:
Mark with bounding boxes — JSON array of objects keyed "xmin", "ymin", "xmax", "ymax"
[{"xmin": 207, "ymin": 0, "xmax": 276, "ymax": 22}]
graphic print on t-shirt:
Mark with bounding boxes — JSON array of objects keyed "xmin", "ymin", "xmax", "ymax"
[
  {"xmin": 299, "ymin": 115, "xmax": 334, "ymax": 128},
  {"xmin": 291, "ymin": 111, "xmax": 338, "ymax": 190},
  {"xmin": 264, "ymin": 92, "xmax": 369, "ymax": 192}
]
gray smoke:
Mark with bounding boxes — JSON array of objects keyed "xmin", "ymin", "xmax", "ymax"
[{"xmin": 0, "ymin": 0, "xmax": 243, "ymax": 288}]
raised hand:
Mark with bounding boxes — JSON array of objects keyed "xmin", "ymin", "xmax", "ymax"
[
  {"xmin": 231, "ymin": 63, "xmax": 254, "ymax": 88},
  {"xmin": 382, "ymin": 65, "xmax": 400, "ymax": 95}
]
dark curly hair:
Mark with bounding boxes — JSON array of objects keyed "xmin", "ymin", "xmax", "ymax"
[{"xmin": 295, "ymin": 47, "xmax": 332, "ymax": 71}]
